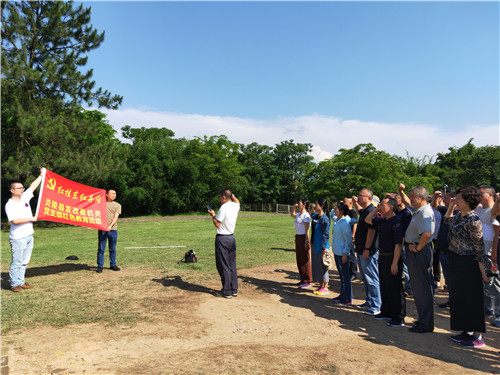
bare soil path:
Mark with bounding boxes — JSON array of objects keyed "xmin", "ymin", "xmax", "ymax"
[{"xmin": 2, "ymin": 263, "xmax": 499, "ymax": 374}]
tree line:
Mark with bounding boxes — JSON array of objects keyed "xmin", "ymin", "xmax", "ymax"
[{"xmin": 2, "ymin": 1, "xmax": 498, "ymax": 217}]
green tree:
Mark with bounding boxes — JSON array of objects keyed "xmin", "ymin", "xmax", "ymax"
[
  {"xmin": 119, "ymin": 126, "xmax": 188, "ymax": 216},
  {"xmin": 434, "ymin": 139, "xmax": 500, "ymax": 191},
  {"xmin": 118, "ymin": 128, "xmax": 247, "ymax": 215},
  {"xmin": 2, "ymin": 106, "xmax": 123, "ymax": 187},
  {"xmin": 303, "ymin": 144, "xmax": 439, "ymax": 203},
  {"xmin": 1, "ymin": 1, "xmax": 123, "ymax": 208},
  {"xmin": 238, "ymin": 143, "xmax": 280, "ymax": 204},
  {"xmin": 273, "ymin": 140, "xmax": 314, "ymax": 204},
  {"xmin": 1, "ymin": 1, "xmax": 122, "ymax": 108},
  {"xmin": 182, "ymin": 135, "xmax": 247, "ymax": 211}
]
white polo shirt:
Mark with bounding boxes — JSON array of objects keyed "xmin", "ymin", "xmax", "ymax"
[
  {"xmin": 5, "ymin": 188, "xmax": 35, "ymax": 240},
  {"xmin": 475, "ymin": 205, "xmax": 500, "ymax": 255},
  {"xmin": 215, "ymin": 201, "xmax": 240, "ymax": 235}
]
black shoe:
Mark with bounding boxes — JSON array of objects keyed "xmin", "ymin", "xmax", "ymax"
[
  {"xmin": 110, "ymin": 266, "xmax": 121, "ymax": 271},
  {"xmin": 439, "ymin": 301, "xmax": 449, "ymax": 308},
  {"xmin": 213, "ymin": 291, "xmax": 232, "ymax": 299},
  {"xmin": 387, "ymin": 320, "xmax": 405, "ymax": 328},
  {"xmin": 373, "ymin": 313, "xmax": 391, "ymax": 321},
  {"xmin": 96, "ymin": 267, "xmax": 103, "ymax": 273},
  {"xmin": 409, "ymin": 325, "xmax": 433, "ymax": 333},
  {"xmin": 350, "ymin": 274, "xmax": 357, "ymax": 281}
]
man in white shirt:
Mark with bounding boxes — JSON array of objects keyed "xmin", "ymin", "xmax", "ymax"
[
  {"xmin": 5, "ymin": 168, "xmax": 45, "ymax": 292},
  {"xmin": 476, "ymin": 185, "xmax": 500, "ymax": 323},
  {"xmin": 208, "ymin": 188, "xmax": 240, "ymax": 299}
]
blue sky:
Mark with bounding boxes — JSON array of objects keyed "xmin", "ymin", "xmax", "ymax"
[{"xmin": 80, "ymin": 1, "xmax": 499, "ymax": 161}]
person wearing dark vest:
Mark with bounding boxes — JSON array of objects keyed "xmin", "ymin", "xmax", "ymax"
[{"xmin": 366, "ymin": 197, "xmax": 406, "ymax": 328}]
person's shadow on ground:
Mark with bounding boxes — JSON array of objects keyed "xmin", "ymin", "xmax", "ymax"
[
  {"xmin": 1, "ymin": 263, "xmax": 93, "ymax": 290},
  {"xmin": 152, "ymin": 275, "xmax": 216, "ymax": 295}
]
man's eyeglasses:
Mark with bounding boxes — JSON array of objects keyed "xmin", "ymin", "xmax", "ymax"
[{"xmin": 12, "ymin": 187, "xmax": 25, "ymax": 190}]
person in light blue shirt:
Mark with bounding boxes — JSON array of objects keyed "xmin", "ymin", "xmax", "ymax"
[{"xmin": 331, "ymin": 203, "xmax": 354, "ymax": 304}]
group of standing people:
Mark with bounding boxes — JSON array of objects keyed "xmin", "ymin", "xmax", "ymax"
[
  {"xmin": 6, "ymin": 169, "xmax": 499, "ymax": 351},
  {"xmin": 291, "ymin": 184, "xmax": 500, "ymax": 349}
]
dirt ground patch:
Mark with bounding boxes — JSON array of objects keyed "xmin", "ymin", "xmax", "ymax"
[{"xmin": 2, "ymin": 263, "xmax": 499, "ymax": 374}]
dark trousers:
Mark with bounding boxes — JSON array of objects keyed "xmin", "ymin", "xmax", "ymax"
[
  {"xmin": 431, "ymin": 240, "xmax": 441, "ymax": 282},
  {"xmin": 449, "ymin": 252, "xmax": 485, "ymax": 333},
  {"xmin": 406, "ymin": 243, "xmax": 434, "ymax": 331},
  {"xmin": 215, "ymin": 234, "xmax": 238, "ymax": 296},
  {"xmin": 348, "ymin": 243, "xmax": 357, "ymax": 276},
  {"xmin": 334, "ymin": 254, "xmax": 353, "ymax": 302},
  {"xmin": 295, "ymin": 234, "xmax": 312, "ymax": 282},
  {"xmin": 378, "ymin": 254, "xmax": 406, "ymax": 322}
]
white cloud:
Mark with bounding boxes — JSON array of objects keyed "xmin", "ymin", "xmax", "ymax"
[{"xmin": 99, "ymin": 108, "xmax": 499, "ymax": 163}]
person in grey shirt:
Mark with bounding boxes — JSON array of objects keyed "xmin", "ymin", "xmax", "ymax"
[{"xmin": 399, "ymin": 184, "xmax": 435, "ymax": 333}]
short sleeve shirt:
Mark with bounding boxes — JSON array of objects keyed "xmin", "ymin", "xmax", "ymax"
[
  {"xmin": 106, "ymin": 201, "xmax": 122, "ymax": 230},
  {"xmin": 294, "ymin": 212, "xmax": 311, "ymax": 235},
  {"xmin": 372, "ymin": 215, "xmax": 403, "ymax": 254},
  {"xmin": 405, "ymin": 204, "xmax": 435, "ymax": 244},
  {"xmin": 215, "ymin": 201, "xmax": 240, "ymax": 235},
  {"xmin": 354, "ymin": 204, "xmax": 378, "ymax": 254},
  {"xmin": 5, "ymin": 188, "xmax": 35, "ymax": 240},
  {"xmin": 475, "ymin": 206, "xmax": 499, "ymax": 242}
]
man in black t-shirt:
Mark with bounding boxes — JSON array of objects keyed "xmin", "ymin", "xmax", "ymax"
[{"xmin": 352, "ymin": 188, "xmax": 381, "ymax": 315}]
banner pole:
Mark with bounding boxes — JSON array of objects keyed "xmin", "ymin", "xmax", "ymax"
[{"xmin": 34, "ymin": 169, "xmax": 47, "ymax": 219}]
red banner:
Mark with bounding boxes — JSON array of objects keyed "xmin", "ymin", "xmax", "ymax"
[{"xmin": 35, "ymin": 169, "xmax": 108, "ymax": 230}]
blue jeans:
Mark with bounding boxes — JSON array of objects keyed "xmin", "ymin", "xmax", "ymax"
[
  {"xmin": 334, "ymin": 254, "xmax": 353, "ymax": 302},
  {"xmin": 9, "ymin": 235, "xmax": 34, "ymax": 287},
  {"xmin": 357, "ymin": 252, "xmax": 382, "ymax": 311},
  {"xmin": 97, "ymin": 230, "xmax": 118, "ymax": 268}
]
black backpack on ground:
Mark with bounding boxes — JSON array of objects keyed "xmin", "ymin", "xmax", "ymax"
[{"xmin": 178, "ymin": 249, "xmax": 197, "ymax": 264}]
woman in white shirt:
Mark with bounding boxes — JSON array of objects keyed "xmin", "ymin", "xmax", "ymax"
[{"xmin": 291, "ymin": 199, "xmax": 312, "ymax": 288}]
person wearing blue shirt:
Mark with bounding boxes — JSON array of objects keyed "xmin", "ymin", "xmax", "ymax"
[{"xmin": 331, "ymin": 203, "xmax": 355, "ymax": 304}]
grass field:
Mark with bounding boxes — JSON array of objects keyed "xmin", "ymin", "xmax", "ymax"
[{"xmin": 1, "ymin": 214, "xmax": 296, "ymax": 333}]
